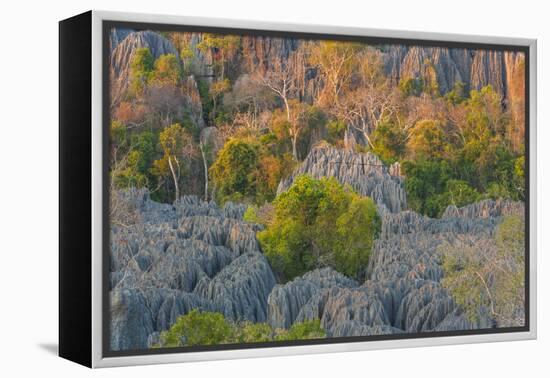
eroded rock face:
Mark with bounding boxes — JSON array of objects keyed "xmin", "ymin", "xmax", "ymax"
[
  {"xmin": 109, "ymin": 28, "xmax": 133, "ymax": 51},
  {"xmin": 268, "ymin": 168, "xmax": 523, "ymax": 337},
  {"xmin": 110, "ymin": 30, "xmax": 179, "ymax": 105},
  {"xmin": 384, "ymin": 45, "xmax": 465, "ymax": 94},
  {"xmin": 110, "ymin": 27, "xmax": 524, "ymax": 109},
  {"xmin": 240, "ymin": 36, "xmax": 300, "ymax": 73},
  {"xmin": 110, "ymin": 155, "xmax": 524, "ymax": 349},
  {"xmin": 110, "ymin": 289, "xmax": 154, "ymax": 351},
  {"xmin": 194, "ymin": 252, "xmax": 276, "ymax": 322},
  {"xmin": 109, "ymin": 189, "xmax": 274, "ymax": 350},
  {"xmin": 441, "ymin": 198, "xmax": 524, "ymax": 219},
  {"xmin": 110, "ymin": 288, "xmax": 218, "ymax": 350},
  {"xmin": 383, "ymin": 45, "xmax": 525, "ymax": 103},
  {"xmin": 267, "ymin": 268, "xmax": 357, "ymax": 329},
  {"xmin": 277, "ymin": 146, "xmax": 407, "ymax": 213},
  {"xmin": 296, "ymin": 286, "xmax": 390, "ymax": 333}
]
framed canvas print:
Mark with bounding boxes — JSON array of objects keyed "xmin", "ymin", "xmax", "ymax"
[{"xmin": 59, "ymin": 10, "xmax": 537, "ymax": 368}]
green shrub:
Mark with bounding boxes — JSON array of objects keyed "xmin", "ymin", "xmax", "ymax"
[
  {"xmin": 427, "ymin": 179, "xmax": 481, "ymax": 217},
  {"xmin": 398, "ymin": 76, "xmax": 425, "ymax": 97},
  {"xmin": 334, "ymin": 196, "xmax": 381, "ymax": 278},
  {"xmin": 210, "ymin": 138, "xmax": 260, "ymax": 204},
  {"xmin": 371, "ymin": 121, "xmax": 406, "ymax": 163},
  {"xmin": 234, "ymin": 323, "xmax": 274, "ymax": 343},
  {"xmin": 258, "ymin": 175, "xmax": 380, "ymax": 281},
  {"xmin": 444, "ymin": 81, "xmax": 466, "ymax": 104},
  {"xmin": 149, "ymin": 54, "xmax": 182, "ymax": 86},
  {"xmin": 406, "ymin": 119, "xmax": 447, "ymax": 160},
  {"xmin": 129, "ymin": 48, "xmax": 154, "ymax": 96},
  {"xmin": 156, "ymin": 310, "xmax": 324, "ymax": 347},
  {"xmin": 327, "ymin": 120, "xmax": 346, "ymax": 144},
  {"xmin": 275, "ymin": 319, "xmax": 326, "ymax": 341},
  {"xmin": 243, "ymin": 206, "xmax": 260, "ymax": 224},
  {"xmin": 402, "ymin": 159, "xmax": 451, "ymax": 217},
  {"xmin": 158, "ymin": 309, "xmax": 233, "ymax": 347}
]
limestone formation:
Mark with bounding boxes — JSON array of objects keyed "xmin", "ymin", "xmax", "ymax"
[
  {"xmin": 330, "ymin": 322, "xmax": 402, "ymax": 337},
  {"xmin": 109, "ymin": 189, "xmax": 274, "ymax": 350},
  {"xmin": 268, "ymin": 148, "xmax": 524, "ymax": 337},
  {"xmin": 110, "ymin": 288, "xmax": 219, "ymax": 350},
  {"xmin": 194, "ymin": 252, "xmax": 276, "ymax": 322},
  {"xmin": 110, "ymin": 150, "xmax": 524, "ymax": 349},
  {"xmin": 382, "ymin": 44, "xmax": 524, "ymax": 103},
  {"xmin": 267, "ymin": 268, "xmax": 358, "ymax": 329},
  {"xmin": 109, "ymin": 28, "xmax": 133, "ymax": 51},
  {"xmin": 110, "ymin": 30, "xmax": 179, "ymax": 105},
  {"xmin": 295, "ymin": 286, "xmax": 390, "ymax": 333},
  {"xmin": 277, "ymin": 146, "xmax": 407, "ymax": 213}
]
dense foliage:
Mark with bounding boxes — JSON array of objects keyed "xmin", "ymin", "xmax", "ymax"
[
  {"xmin": 111, "ymin": 35, "xmax": 525, "ymax": 217},
  {"xmin": 441, "ymin": 215, "xmax": 525, "ymax": 326},
  {"xmin": 109, "ymin": 30, "xmax": 527, "ymax": 348},
  {"xmin": 256, "ymin": 175, "xmax": 380, "ymax": 281},
  {"xmin": 209, "ymin": 138, "xmax": 260, "ymax": 203},
  {"xmin": 156, "ymin": 309, "xmax": 325, "ymax": 347}
]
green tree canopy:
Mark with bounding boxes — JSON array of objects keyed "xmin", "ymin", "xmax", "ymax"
[
  {"xmin": 129, "ymin": 48, "xmax": 154, "ymax": 96},
  {"xmin": 257, "ymin": 175, "xmax": 380, "ymax": 281},
  {"xmin": 152, "ymin": 123, "xmax": 196, "ymax": 202},
  {"xmin": 210, "ymin": 138, "xmax": 260, "ymax": 204},
  {"xmin": 402, "ymin": 159, "xmax": 451, "ymax": 217},
  {"xmin": 156, "ymin": 310, "xmax": 325, "ymax": 347},
  {"xmin": 158, "ymin": 309, "xmax": 233, "ymax": 347},
  {"xmin": 442, "ymin": 215, "xmax": 525, "ymax": 326},
  {"xmin": 149, "ymin": 54, "xmax": 182, "ymax": 86},
  {"xmin": 398, "ymin": 76, "xmax": 425, "ymax": 97},
  {"xmin": 426, "ymin": 179, "xmax": 481, "ymax": 217},
  {"xmin": 407, "ymin": 119, "xmax": 447, "ymax": 160}
]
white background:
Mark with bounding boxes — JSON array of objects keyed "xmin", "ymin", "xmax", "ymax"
[{"xmin": 0, "ymin": 0, "xmax": 546, "ymax": 376}]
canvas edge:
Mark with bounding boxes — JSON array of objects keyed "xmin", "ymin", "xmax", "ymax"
[{"xmin": 90, "ymin": 10, "xmax": 537, "ymax": 368}]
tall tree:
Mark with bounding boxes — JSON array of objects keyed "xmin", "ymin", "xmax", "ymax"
[
  {"xmin": 153, "ymin": 123, "xmax": 196, "ymax": 202},
  {"xmin": 129, "ymin": 48, "xmax": 154, "ymax": 97},
  {"xmin": 149, "ymin": 54, "xmax": 182, "ymax": 86},
  {"xmin": 309, "ymin": 41, "xmax": 363, "ymax": 108},
  {"xmin": 197, "ymin": 34, "xmax": 241, "ymax": 80},
  {"xmin": 442, "ymin": 215, "xmax": 525, "ymax": 326},
  {"xmin": 209, "ymin": 138, "xmax": 260, "ymax": 203},
  {"xmin": 256, "ymin": 52, "xmax": 307, "ymax": 160}
]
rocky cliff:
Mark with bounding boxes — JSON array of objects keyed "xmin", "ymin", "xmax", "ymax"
[
  {"xmin": 110, "ymin": 31, "xmax": 180, "ymax": 105},
  {"xmin": 269, "ymin": 147, "xmax": 522, "ymax": 336},
  {"xmin": 109, "ymin": 27, "xmax": 524, "ymax": 110},
  {"xmin": 265, "ymin": 199, "xmax": 521, "ymax": 336},
  {"xmin": 109, "ymin": 28, "xmax": 133, "ymax": 51},
  {"xmin": 382, "ymin": 45, "xmax": 525, "ymax": 105},
  {"xmin": 240, "ymin": 36, "xmax": 300, "ymax": 72},
  {"xmin": 277, "ymin": 145, "xmax": 407, "ymax": 213},
  {"xmin": 109, "ymin": 189, "xmax": 274, "ymax": 350},
  {"xmin": 110, "ymin": 146, "xmax": 523, "ymax": 350}
]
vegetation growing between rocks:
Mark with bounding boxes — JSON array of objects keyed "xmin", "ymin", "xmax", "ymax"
[
  {"xmin": 256, "ymin": 175, "xmax": 380, "ymax": 282},
  {"xmin": 155, "ymin": 309, "xmax": 325, "ymax": 347},
  {"xmin": 441, "ymin": 215, "xmax": 525, "ymax": 326},
  {"xmin": 110, "ymin": 36, "xmax": 525, "ymax": 215},
  {"xmin": 108, "ymin": 28, "xmax": 527, "ymax": 351}
]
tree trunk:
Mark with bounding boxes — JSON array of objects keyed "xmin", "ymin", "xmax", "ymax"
[
  {"xmin": 167, "ymin": 156, "xmax": 180, "ymax": 203},
  {"xmin": 199, "ymin": 142, "xmax": 209, "ymax": 201},
  {"xmin": 362, "ymin": 130, "xmax": 375, "ymax": 150},
  {"xmin": 220, "ymin": 51, "xmax": 225, "ymax": 80},
  {"xmin": 283, "ymin": 97, "xmax": 291, "ymax": 123},
  {"xmin": 212, "ymin": 96, "xmax": 217, "ymax": 123},
  {"xmin": 291, "ymin": 133, "xmax": 298, "ymax": 161}
]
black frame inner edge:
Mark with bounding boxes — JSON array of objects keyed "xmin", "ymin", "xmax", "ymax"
[{"xmin": 101, "ymin": 19, "xmax": 531, "ymax": 358}]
